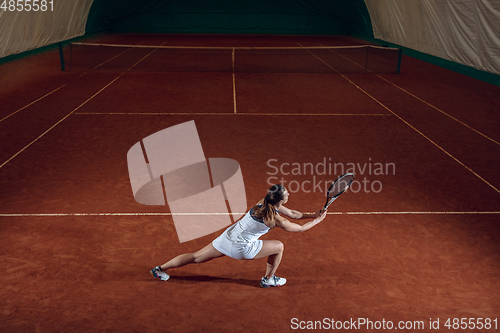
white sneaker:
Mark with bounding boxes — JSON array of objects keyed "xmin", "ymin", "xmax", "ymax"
[
  {"xmin": 260, "ymin": 275, "xmax": 287, "ymax": 288},
  {"xmin": 150, "ymin": 266, "xmax": 170, "ymax": 281}
]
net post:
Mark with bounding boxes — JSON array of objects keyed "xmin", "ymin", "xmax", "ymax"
[
  {"xmin": 364, "ymin": 45, "xmax": 369, "ymax": 74},
  {"xmin": 396, "ymin": 48, "xmax": 403, "ymax": 74},
  {"xmin": 58, "ymin": 42, "xmax": 65, "ymax": 71},
  {"xmin": 69, "ymin": 42, "xmax": 73, "ymax": 71},
  {"xmin": 232, "ymin": 47, "xmax": 235, "ymax": 72}
]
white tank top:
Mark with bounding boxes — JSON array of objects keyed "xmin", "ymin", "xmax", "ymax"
[{"xmin": 224, "ymin": 206, "xmax": 272, "ymax": 244}]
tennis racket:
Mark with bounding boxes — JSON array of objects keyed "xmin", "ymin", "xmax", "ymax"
[{"xmin": 323, "ymin": 173, "xmax": 355, "ymax": 209}]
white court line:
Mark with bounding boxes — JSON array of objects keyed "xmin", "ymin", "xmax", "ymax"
[
  {"xmin": 0, "ymin": 75, "xmax": 127, "ymax": 170},
  {"xmin": 0, "ymin": 77, "xmax": 125, "ymax": 170},
  {"xmin": 0, "ymin": 42, "xmax": 144, "ymax": 125},
  {"xmin": 299, "ymin": 44, "xmax": 500, "ymax": 195},
  {"xmin": 345, "ymin": 211, "xmax": 500, "ymax": 215},
  {"xmin": 232, "ymin": 47, "xmax": 237, "ymax": 113},
  {"xmin": 317, "ymin": 42, "xmax": 500, "ymax": 147},
  {"xmin": 0, "ymin": 42, "xmax": 163, "ymax": 171},
  {"xmin": 376, "ymin": 75, "xmax": 500, "ymax": 146},
  {"xmin": 0, "ymin": 85, "xmax": 67, "ymax": 123},
  {"xmin": 0, "ymin": 211, "xmax": 498, "ymax": 217}
]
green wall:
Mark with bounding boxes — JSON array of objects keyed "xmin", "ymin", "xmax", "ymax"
[{"xmin": 85, "ymin": 0, "xmax": 373, "ymax": 36}]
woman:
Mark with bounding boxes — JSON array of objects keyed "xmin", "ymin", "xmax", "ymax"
[{"xmin": 150, "ymin": 184, "xmax": 327, "ymax": 288}]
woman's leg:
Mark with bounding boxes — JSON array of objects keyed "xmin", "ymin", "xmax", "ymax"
[
  {"xmin": 159, "ymin": 243, "xmax": 225, "ymax": 272},
  {"xmin": 253, "ymin": 240, "xmax": 284, "ymax": 279}
]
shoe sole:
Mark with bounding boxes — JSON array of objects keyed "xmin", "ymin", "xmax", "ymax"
[
  {"xmin": 150, "ymin": 269, "xmax": 169, "ymax": 281},
  {"xmin": 260, "ymin": 282, "xmax": 285, "ymax": 288}
]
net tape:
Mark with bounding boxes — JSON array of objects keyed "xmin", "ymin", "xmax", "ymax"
[
  {"xmin": 72, "ymin": 42, "xmax": 400, "ymax": 51},
  {"xmin": 69, "ymin": 42, "xmax": 402, "ymax": 74}
]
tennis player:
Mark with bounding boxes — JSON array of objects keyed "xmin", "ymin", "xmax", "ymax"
[{"xmin": 150, "ymin": 184, "xmax": 327, "ymax": 288}]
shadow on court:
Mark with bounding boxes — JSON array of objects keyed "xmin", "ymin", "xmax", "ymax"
[{"xmin": 169, "ymin": 274, "xmax": 260, "ymax": 288}]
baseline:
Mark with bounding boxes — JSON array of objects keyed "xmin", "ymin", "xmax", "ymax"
[{"xmin": 1, "ymin": 211, "xmax": 498, "ymax": 217}]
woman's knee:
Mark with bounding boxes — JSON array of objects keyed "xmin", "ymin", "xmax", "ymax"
[{"xmin": 268, "ymin": 240, "xmax": 284, "ymax": 254}]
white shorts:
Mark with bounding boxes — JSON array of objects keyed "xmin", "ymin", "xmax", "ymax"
[{"xmin": 212, "ymin": 231, "xmax": 263, "ymax": 260}]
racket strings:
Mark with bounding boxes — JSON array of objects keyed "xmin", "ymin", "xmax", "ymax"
[{"xmin": 328, "ymin": 175, "xmax": 355, "ymax": 198}]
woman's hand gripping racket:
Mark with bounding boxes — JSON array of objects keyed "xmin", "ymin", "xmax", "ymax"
[{"xmin": 323, "ymin": 173, "xmax": 355, "ymax": 209}]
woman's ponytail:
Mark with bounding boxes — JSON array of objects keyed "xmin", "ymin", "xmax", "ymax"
[{"xmin": 253, "ymin": 184, "xmax": 286, "ymax": 225}]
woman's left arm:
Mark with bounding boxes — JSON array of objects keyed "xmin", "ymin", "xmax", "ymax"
[{"xmin": 278, "ymin": 205, "xmax": 324, "ymax": 220}]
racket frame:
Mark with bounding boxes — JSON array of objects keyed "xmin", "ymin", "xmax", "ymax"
[{"xmin": 323, "ymin": 173, "xmax": 355, "ymax": 209}]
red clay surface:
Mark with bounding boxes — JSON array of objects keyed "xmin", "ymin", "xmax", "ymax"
[{"xmin": 1, "ymin": 34, "xmax": 499, "ymax": 332}]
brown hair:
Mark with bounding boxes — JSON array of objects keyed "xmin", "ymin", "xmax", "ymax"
[{"xmin": 252, "ymin": 184, "xmax": 286, "ymax": 227}]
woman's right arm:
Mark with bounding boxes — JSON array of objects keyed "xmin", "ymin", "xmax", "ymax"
[{"xmin": 275, "ymin": 210, "xmax": 328, "ymax": 232}]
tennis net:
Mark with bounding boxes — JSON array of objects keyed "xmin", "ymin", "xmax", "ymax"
[{"xmin": 68, "ymin": 42, "xmax": 402, "ymax": 74}]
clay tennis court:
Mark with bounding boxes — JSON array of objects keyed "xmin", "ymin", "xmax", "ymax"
[{"xmin": 1, "ymin": 33, "xmax": 499, "ymax": 332}]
